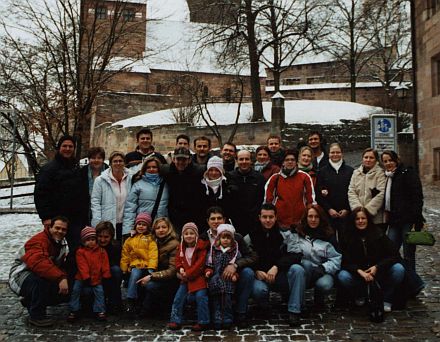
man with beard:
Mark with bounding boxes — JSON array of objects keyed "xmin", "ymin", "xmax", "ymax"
[{"xmin": 191, "ymin": 136, "xmax": 213, "ymax": 166}]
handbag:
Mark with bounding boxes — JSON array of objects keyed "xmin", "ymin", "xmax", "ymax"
[
  {"xmin": 367, "ymin": 280, "xmax": 384, "ymax": 323},
  {"xmin": 405, "ymin": 224, "xmax": 435, "ymax": 246}
]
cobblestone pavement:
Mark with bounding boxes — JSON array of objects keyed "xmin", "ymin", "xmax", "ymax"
[{"xmin": 0, "ymin": 184, "xmax": 439, "ymax": 341}]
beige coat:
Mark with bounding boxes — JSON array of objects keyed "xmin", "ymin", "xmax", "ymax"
[{"xmin": 348, "ymin": 162, "xmax": 386, "ymax": 223}]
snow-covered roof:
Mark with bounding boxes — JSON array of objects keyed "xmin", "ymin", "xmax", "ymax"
[
  {"xmin": 113, "ymin": 100, "xmax": 382, "ymax": 128},
  {"xmin": 265, "ymin": 81, "xmax": 408, "ymax": 92},
  {"xmin": 146, "ymin": 0, "xmax": 190, "ymax": 22}
]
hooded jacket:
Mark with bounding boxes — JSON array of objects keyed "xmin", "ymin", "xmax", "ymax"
[
  {"xmin": 150, "ymin": 233, "xmax": 179, "ymax": 281},
  {"xmin": 9, "ymin": 226, "xmax": 69, "ymax": 295},
  {"xmin": 91, "ymin": 168, "xmax": 133, "ymax": 228},
  {"xmin": 264, "ymin": 169, "xmax": 315, "ymax": 228},
  {"xmin": 75, "ymin": 245, "xmax": 111, "ymax": 286},
  {"xmin": 348, "ymin": 162, "xmax": 386, "ymax": 224},
  {"xmin": 120, "ymin": 233, "xmax": 158, "ymax": 273},
  {"xmin": 175, "ymin": 239, "xmax": 209, "ymax": 293}
]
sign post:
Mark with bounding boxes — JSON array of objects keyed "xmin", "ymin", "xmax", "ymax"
[{"xmin": 370, "ymin": 114, "xmax": 397, "ymax": 154}]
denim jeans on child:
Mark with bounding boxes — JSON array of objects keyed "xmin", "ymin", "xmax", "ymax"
[
  {"xmin": 69, "ymin": 280, "xmax": 106, "ymax": 313},
  {"xmin": 337, "ymin": 263, "xmax": 405, "ymax": 303},
  {"xmin": 170, "ymin": 283, "xmax": 209, "ymax": 325},
  {"xmin": 212, "ymin": 293, "xmax": 233, "ymax": 325},
  {"xmin": 127, "ymin": 268, "xmax": 149, "ymax": 299}
]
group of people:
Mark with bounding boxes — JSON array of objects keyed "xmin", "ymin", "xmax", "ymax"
[{"xmin": 9, "ymin": 128, "xmax": 425, "ymax": 330}]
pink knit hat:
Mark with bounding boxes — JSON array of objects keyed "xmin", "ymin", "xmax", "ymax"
[
  {"xmin": 135, "ymin": 212, "xmax": 152, "ymax": 227},
  {"xmin": 207, "ymin": 224, "xmax": 239, "ymax": 264},
  {"xmin": 182, "ymin": 222, "xmax": 198, "ymax": 236},
  {"xmin": 80, "ymin": 226, "xmax": 96, "ymax": 242}
]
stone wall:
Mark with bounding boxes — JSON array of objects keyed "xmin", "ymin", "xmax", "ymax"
[{"xmin": 414, "ymin": 3, "xmax": 440, "ymax": 182}]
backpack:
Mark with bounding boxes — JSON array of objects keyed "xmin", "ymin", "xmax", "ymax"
[{"xmin": 367, "ymin": 280, "xmax": 384, "ymax": 323}]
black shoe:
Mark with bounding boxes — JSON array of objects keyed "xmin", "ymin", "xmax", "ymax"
[
  {"xmin": 125, "ymin": 299, "xmax": 136, "ymax": 316},
  {"xmin": 235, "ymin": 313, "xmax": 248, "ymax": 329},
  {"xmin": 288, "ymin": 313, "xmax": 301, "ymax": 327},
  {"xmin": 28, "ymin": 317, "xmax": 54, "ymax": 327}
]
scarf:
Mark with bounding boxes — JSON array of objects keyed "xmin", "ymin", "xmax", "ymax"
[
  {"xmin": 281, "ymin": 167, "xmax": 297, "ymax": 177},
  {"xmin": 298, "ymin": 164, "xmax": 313, "ymax": 173},
  {"xmin": 329, "ymin": 159, "xmax": 343, "ymax": 174},
  {"xmin": 384, "ymin": 170, "xmax": 394, "ymax": 211},
  {"xmin": 142, "ymin": 173, "xmax": 162, "ymax": 186},
  {"xmin": 254, "ymin": 161, "xmax": 269, "ymax": 172},
  {"xmin": 201, "ymin": 176, "xmax": 226, "ymax": 199}
]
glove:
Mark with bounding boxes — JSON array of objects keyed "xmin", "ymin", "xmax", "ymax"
[{"xmin": 311, "ymin": 265, "xmax": 326, "ymax": 282}]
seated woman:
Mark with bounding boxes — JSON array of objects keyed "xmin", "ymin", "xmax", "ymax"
[
  {"xmin": 284, "ymin": 204, "xmax": 341, "ymax": 326},
  {"xmin": 337, "ymin": 207, "xmax": 405, "ymax": 313},
  {"xmin": 137, "ymin": 217, "xmax": 179, "ymax": 316}
]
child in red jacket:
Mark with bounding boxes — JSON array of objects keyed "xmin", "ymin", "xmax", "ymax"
[
  {"xmin": 68, "ymin": 227, "xmax": 111, "ymax": 321},
  {"xmin": 167, "ymin": 222, "xmax": 210, "ymax": 331}
]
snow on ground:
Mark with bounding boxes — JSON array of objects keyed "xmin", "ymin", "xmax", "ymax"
[
  {"xmin": 113, "ymin": 100, "xmax": 383, "ymax": 128},
  {"xmin": 0, "ymin": 213, "xmax": 42, "ymax": 281},
  {"xmin": 0, "ymin": 184, "xmax": 35, "ymax": 208}
]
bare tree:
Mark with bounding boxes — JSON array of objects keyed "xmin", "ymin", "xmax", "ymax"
[
  {"xmin": 319, "ymin": 0, "xmax": 378, "ymax": 102},
  {"xmin": 168, "ymin": 73, "xmax": 245, "ymax": 147},
  {"xmin": 0, "ymin": 0, "xmax": 148, "ymax": 166},
  {"xmin": 360, "ymin": 0, "xmax": 412, "ymax": 108}
]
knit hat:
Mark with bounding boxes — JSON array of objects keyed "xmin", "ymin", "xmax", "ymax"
[
  {"xmin": 135, "ymin": 212, "xmax": 152, "ymax": 227},
  {"xmin": 182, "ymin": 222, "xmax": 198, "ymax": 236},
  {"xmin": 180, "ymin": 222, "xmax": 199, "ymax": 257},
  {"xmin": 206, "ymin": 223, "xmax": 238, "ymax": 265},
  {"xmin": 207, "ymin": 156, "xmax": 224, "ymax": 174},
  {"xmin": 81, "ymin": 226, "xmax": 96, "ymax": 242},
  {"xmin": 216, "ymin": 224, "xmax": 235, "ymax": 238}
]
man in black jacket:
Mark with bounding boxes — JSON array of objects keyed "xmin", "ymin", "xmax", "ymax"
[
  {"xmin": 161, "ymin": 147, "xmax": 205, "ymax": 232},
  {"xmin": 125, "ymin": 128, "xmax": 166, "ymax": 169},
  {"xmin": 200, "ymin": 206, "xmax": 258, "ymax": 327},
  {"xmin": 34, "ymin": 136, "xmax": 89, "ymax": 250},
  {"xmin": 227, "ymin": 150, "xmax": 265, "ymax": 236}
]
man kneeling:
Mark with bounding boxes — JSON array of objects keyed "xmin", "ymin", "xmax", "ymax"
[{"xmin": 9, "ymin": 216, "xmax": 70, "ymax": 327}]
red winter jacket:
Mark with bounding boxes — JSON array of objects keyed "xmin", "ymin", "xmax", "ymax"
[
  {"xmin": 175, "ymin": 239, "xmax": 209, "ymax": 293},
  {"xmin": 265, "ymin": 170, "xmax": 315, "ymax": 228},
  {"xmin": 21, "ymin": 227, "xmax": 68, "ymax": 283},
  {"xmin": 75, "ymin": 245, "xmax": 111, "ymax": 286}
]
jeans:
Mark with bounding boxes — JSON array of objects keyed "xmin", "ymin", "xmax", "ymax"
[
  {"xmin": 235, "ymin": 267, "xmax": 255, "ymax": 314},
  {"xmin": 69, "ymin": 280, "xmax": 106, "ymax": 313},
  {"xmin": 301, "ymin": 260, "xmax": 334, "ymax": 303},
  {"xmin": 169, "ymin": 283, "xmax": 209, "ymax": 324},
  {"xmin": 387, "ymin": 223, "xmax": 416, "ymax": 271},
  {"xmin": 212, "ymin": 294, "xmax": 233, "ymax": 325},
  {"xmin": 127, "ymin": 268, "xmax": 149, "ymax": 300},
  {"xmin": 102, "ymin": 265, "xmax": 123, "ymax": 308},
  {"xmin": 251, "ymin": 271, "xmax": 289, "ymax": 309},
  {"xmin": 19, "ymin": 273, "xmax": 66, "ymax": 319},
  {"xmin": 337, "ymin": 263, "xmax": 405, "ymax": 303}
]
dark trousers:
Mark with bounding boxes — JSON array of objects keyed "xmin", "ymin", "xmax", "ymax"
[
  {"xmin": 102, "ymin": 265, "xmax": 123, "ymax": 308},
  {"xmin": 20, "ymin": 273, "xmax": 67, "ymax": 319}
]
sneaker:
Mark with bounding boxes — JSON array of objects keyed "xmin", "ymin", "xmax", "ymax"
[
  {"xmin": 383, "ymin": 302, "xmax": 392, "ymax": 312},
  {"xmin": 191, "ymin": 323, "xmax": 209, "ymax": 332},
  {"xmin": 167, "ymin": 322, "xmax": 181, "ymax": 330},
  {"xmin": 288, "ymin": 313, "xmax": 301, "ymax": 327},
  {"xmin": 355, "ymin": 297, "xmax": 366, "ymax": 307},
  {"xmin": 28, "ymin": 317, "xmax": 54, "ymax": 327},
  {"xmin": 67, "ymin": 311, "xmax": 79, "ymax": 323},
  {"xmin": 96, "ymin": 312, "xmax": 107, "ymax": 321}
]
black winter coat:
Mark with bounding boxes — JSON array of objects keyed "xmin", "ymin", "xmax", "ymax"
[
  {"xmin": 341, "ymin": 226, "xmax": 401, "ymax": 275},
  {"xmin": 316, "ymin": 162, "xmax": 354, "ymax": 212},
  {"xmin": 34, "ymin": 153, "xmax": 89, "ymax": 222},
  {"xmin": 125, "ymin": 148, "xmax": 166, "ymax": 168},
  {"xmin": 387, "ymin": 164, "xmax": 424, "ymax": 225},
  {"xmin": 227, "ymin": 169, "xmax": 265, "ymax": 236},
  {"xmin": 161, "ymin": 162, "xmax": 205, "ymax": 232},
  {"xmin": 103, "ymin": 241, "xmax": 122, "ymax": 267}
]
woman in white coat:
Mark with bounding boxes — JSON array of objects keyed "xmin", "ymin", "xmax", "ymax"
[
  {"xmin": 91, "ymin": 151, "xmax": 133, "ymax": 241},
  {"xmin": 348, "ymin": 148, "xmax": 386, "ymax": 225}
]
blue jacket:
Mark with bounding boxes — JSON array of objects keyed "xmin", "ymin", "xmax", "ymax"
[
  {"xmin": 284, "ymin": 232, "xmax": 341, "ymax": 275},
  {"xmin": 91, "ymin": 168, "xmax": 132, "ymax": 228},
  {"xmin": 122, "ymin": 176, "xmax": 169, "ymax": 234}
]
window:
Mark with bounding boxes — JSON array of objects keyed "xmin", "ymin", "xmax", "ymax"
[
  {"xmin": 306, "ymin": 76, "xmax": 324, "ymax": 84},
  {"xmin": 95, "ymin": 7, "xmax": 107, "ymax": 20},
  {"xmin": 203, "ymin": 85, "xmax": 209, "ymax": 99},
  {"xmin": 434, "ymin": 148, "xmax": 440, "ymax": 181},
  {"xmin": 156, "ymin": 84, "xmax": 162, "ymax": 94},
  {"xmin": 432, "ymin": 54, "xmax": 440, "ymax": 96},
  {"xmin": 225, "ymin": 88, "xmax": 232, "ymax": 102},
  {"xmin": 122, "ymin": 9, "xmax": 135, "ymax": 22},
  {"xmin": 283, "ymin": 78, "xmax": 301, "ymax": 85},
  {"xmin": 266, "ymin": 79, "xmax": 275, "ymax": 86}
]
